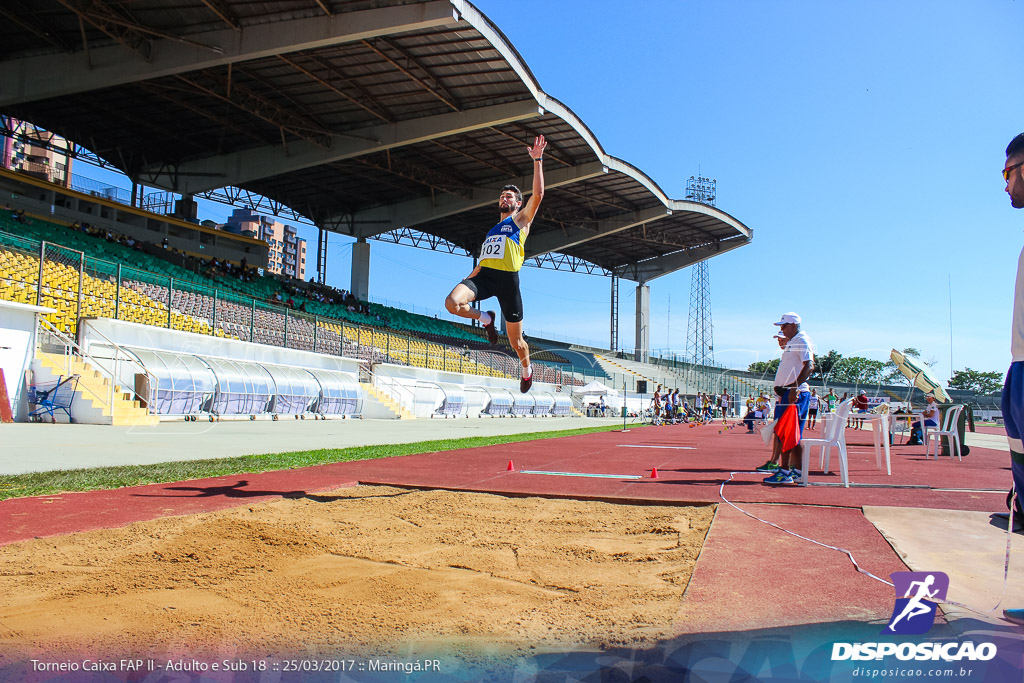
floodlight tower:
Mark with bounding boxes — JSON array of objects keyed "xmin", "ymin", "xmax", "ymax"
[{"xmin": 685, "ymin": 174, "xmax": 716, "ymax": 372}]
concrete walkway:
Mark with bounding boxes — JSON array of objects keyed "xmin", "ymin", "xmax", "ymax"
[
  {"xmin": 966, "ymin": 430, "xmax": 1010, "ymax": 452},
  {"xmin": 0, "ymin": 416, "xmax": 623, "ymax": 475}
]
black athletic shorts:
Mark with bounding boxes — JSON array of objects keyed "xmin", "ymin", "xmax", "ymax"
[{"xmin": 461, "ymin": 266, "xmax": 523, "ymax": 323}]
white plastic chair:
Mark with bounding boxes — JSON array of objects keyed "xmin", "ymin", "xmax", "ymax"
[
  {"xmin": 925, "ymin": 404, "xmax": 963, "ymax": 461},
  {"xmin": 800, "ymin": 398, "xmax": 855, "ymax": 487}
]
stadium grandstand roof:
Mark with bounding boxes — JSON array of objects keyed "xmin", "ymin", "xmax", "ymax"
[{"xmin": 0, "ymin": 0, "xmax": 752, "ymax": 281}]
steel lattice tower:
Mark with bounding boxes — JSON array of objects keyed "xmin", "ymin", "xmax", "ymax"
[{"xmin": 685, "ymin": 174, "xmax": 716, "ymax": 368}]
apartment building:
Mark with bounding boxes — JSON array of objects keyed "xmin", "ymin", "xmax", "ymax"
[{"xmin": 224, "ymin": 208, "xmax": 306, "ymax": 279}]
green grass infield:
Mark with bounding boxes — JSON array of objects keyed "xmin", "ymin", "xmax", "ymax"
[{"xmin": 0, "ymin": 423, "xmax": 628, "ymax": 501}]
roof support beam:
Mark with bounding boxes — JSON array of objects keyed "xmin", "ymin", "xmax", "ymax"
[
  {"xmin": 524, "ymin": 205, "xmax": 673, "ymax": 259},
  {"xmin": 361, "ymin": 37, "xmax": 462, "ymax": 111},
  {"xmin": 614, "ymin": 237, "xmax": 751, "ymax": 283},
  {"xmin": 348, "ymin": 160, "xmax": 608, "ymax": 238},
  {"xmin": 0, "ymin": 1, "xmax": 459, "ymax": 107},
  {"xmin": 198, "ymin": 0, "xmax": 241, "ymax": 31},
  {"xmin": 139, "ymin": 100, "xmax": 544, "ymax": 194},
  {"xmin": 0, "ymin": 7, "xmax": 75, "ymax": 53}
]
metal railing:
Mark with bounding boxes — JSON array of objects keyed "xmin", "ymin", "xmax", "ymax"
[
  {"xmin": 1, "ymin": 228, "xmax": 578, "ymax": 386},
  {"xmin": 37, "ymin": 317, "xmax": 158, "ymax": 419}
]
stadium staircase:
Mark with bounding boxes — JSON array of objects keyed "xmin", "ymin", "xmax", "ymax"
[
  {"xmin": 363, "ymin": 385, "xmax": 415, "ymax": 420},
  {"xmin": 732, "ymin": 374, "xmax": 770, "ymax": 396},
  {"xmin": 33, "ymin": 351, "xmax": 159, "ymax": 426},
  {"xmin": 594, "ymin": 354, "xmax": 667, "ymax": 390}
]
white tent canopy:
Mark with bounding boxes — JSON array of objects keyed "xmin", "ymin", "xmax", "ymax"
[{"xmin": 575, "ymin": 381, "xmax": 619, "ymax": 397}]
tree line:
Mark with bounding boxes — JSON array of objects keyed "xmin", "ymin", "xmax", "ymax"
[{"xmin": 747, "ymin": 347, "xmax": 1002, "ymax": 394}]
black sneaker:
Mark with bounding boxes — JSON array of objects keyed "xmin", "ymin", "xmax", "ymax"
[
  {"xmin": 483, "ymin": 311, "xmax": 498, "ymax": 345},
  {"xmin": 520, "ymin": 373, "xmax": 533, "ymax": 393}
]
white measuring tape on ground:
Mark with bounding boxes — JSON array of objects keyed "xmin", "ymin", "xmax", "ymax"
[
  {"xmin": 518, "ymin": 470, "xmax": 643, "ymax": 479},
  {"xmin": 616, "ymin": 444, "xmax": 696, "ymax": 450},
  {"xmin": 718, "ymin": 472, "xmax": 1017, "ymax": 620}
]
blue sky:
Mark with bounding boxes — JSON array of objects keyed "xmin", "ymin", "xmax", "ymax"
[{"xmin": 80, "ymin": 0, "xmax": 1024, "ymax": 383}]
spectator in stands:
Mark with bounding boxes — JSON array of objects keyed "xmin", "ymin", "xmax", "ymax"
[
  {"xmin": 999, "ymin": 131, "xmax": 1024, "ymax": 626},
  {"xmin": 271, "ymin": 291, "xmax": 283, "ymax": 304},
  {"xmin": 285, "ymin": 296, "xmax": 295, "ymax": 309},
  {"xmin": 161, "ymin": 237, "xmax": 169, "ymax": 249},
  {"xmin": 907, "ymin": 393, "xmax": 940, "ymax": 446}
]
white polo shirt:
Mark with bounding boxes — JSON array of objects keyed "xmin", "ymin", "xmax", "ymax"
[
  {"xmin": 774, "ymin": 330, "xmax": 814, "ymax": 392},
  {"xmin": 1013, "ymin": 246, "xmax": 1024, "ymax": 362}
]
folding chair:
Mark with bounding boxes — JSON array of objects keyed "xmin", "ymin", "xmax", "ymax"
[
  {"xmin": 799, "ymin": 398, "xmax": 855, "ymax": 487},
  {"xmin": 925, "ymin": 404, "xmax": 964, "ymax": 461},
  {"xmin": 28, "ymin": 374, "xmax": 79, "ymax": 423}
]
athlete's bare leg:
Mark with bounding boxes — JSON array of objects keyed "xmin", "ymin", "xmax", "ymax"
[
  {"xmin": 444, "ymin": 283, "xmax": 483, "ymax": 322},
  {"xmin": 505, "ymin": 320, "xmax": 530, "ymax": 370}
]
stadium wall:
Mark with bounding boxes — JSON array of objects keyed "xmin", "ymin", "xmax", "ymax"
[
  {"xmin": 0, "ymin": 299, "xmax": 52, "ymax": 422},
  {"xmin": 372, "ymin": 363, "xmax": 563, "ymax": 419}
]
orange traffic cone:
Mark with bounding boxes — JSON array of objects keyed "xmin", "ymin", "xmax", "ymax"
[
  {"xmin": 650, "ymin": 467, "xmax": 659, "ymax": 479},
  {"xmin": 507, "ymin": 460, "xmax": 515, "ymax": 471}
]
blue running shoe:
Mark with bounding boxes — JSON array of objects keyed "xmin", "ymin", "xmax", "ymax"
[
  {"xmin": 790, "ymin": 469, "xmax": 804, "ymax": 485},
  {"xmin": 763, "ymin": 470, "xmax": 794, "ymax": 485}
]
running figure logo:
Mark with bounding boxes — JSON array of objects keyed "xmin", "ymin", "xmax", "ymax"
[{"xmin": 884, "ymin": 571, "xmax": 949, "ymax": 635}]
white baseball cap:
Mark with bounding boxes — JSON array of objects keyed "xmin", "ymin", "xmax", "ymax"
[{"xmin": 773, "ymin": 312, "xmax": 801, "ymax": 326}]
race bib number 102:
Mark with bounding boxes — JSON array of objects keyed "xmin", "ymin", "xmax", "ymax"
[{"xmin": 481, "ymin": 234, "xmax": 507, "ymax": 261}]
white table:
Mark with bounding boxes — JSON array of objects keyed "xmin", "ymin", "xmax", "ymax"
[
  {"xmin": 853, "ymin": 412, "xmax": 891, "ymax": 475},
  {"xmin": 889, "ymin": 412, "xmax": 924, "ymax": 444},
  {"xmin": 820, "ymin": 411, "xmax": 891, "ymax": 476}
]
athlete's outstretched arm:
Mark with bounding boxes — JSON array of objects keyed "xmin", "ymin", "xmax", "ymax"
[{"xmin": 514, "ymin": 135, "xmax": 547, "ymax": 230}]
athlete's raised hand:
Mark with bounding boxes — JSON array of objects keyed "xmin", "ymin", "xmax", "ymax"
[{"xmin": 527, "ymin": 135, "xmax": 547, "ymax": 161}]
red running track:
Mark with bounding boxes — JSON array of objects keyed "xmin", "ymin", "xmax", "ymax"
[{"xmin": 0, "ymin": 421, "xmax": 1012, "ymax": 632}]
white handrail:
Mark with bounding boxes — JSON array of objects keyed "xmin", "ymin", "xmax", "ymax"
[
  {"xmin": 372, "ymin": 373, "xmax": 416, "ymax": 415},
  {"xmin": 38, "ymin": 318, "xmax": 158, "ymax": 416}
]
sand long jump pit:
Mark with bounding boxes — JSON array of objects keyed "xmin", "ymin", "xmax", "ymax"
[{"xmin": 0, "ymin": 485, "xmax": 714, "ymax": 675}]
